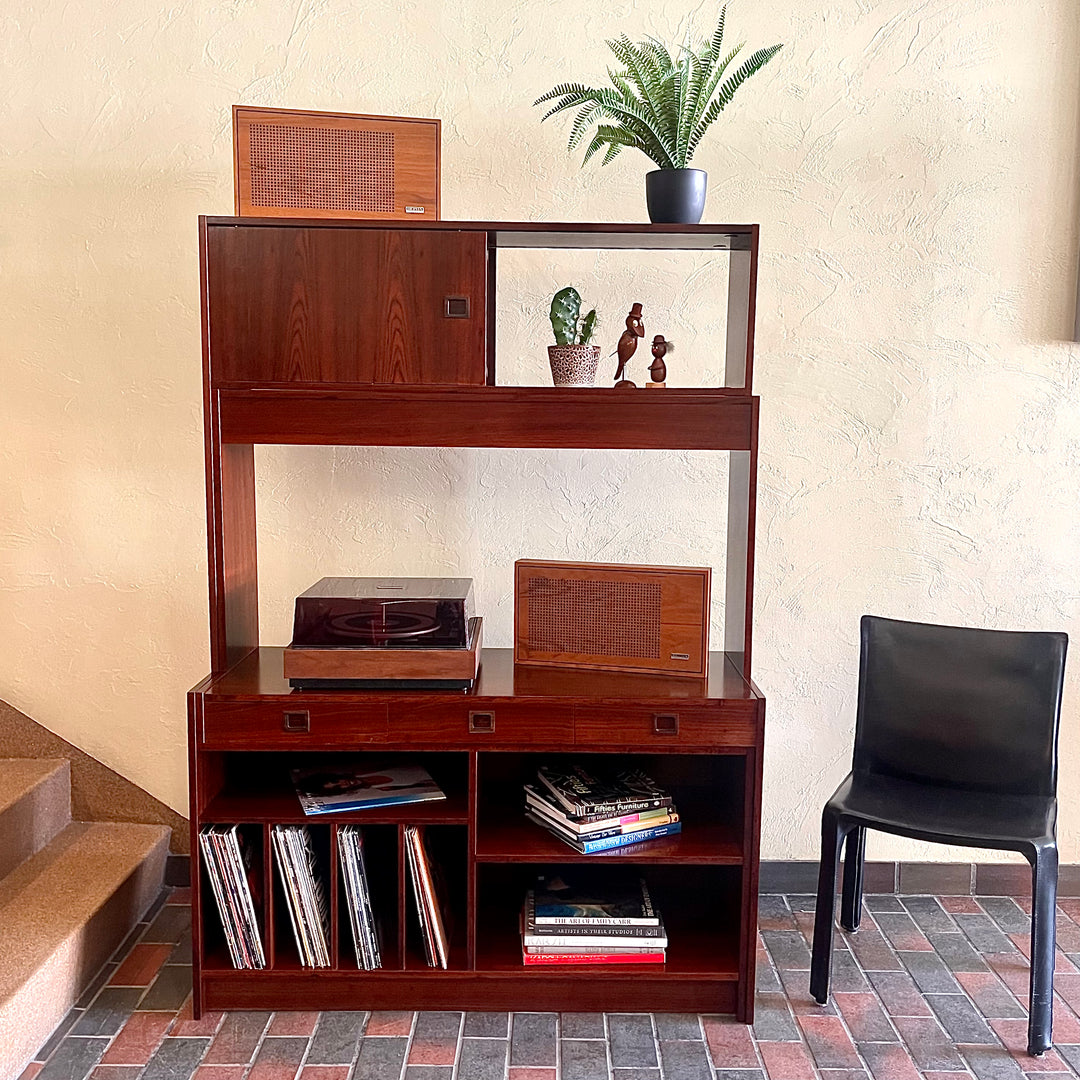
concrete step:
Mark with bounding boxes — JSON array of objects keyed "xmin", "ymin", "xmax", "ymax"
[
  {"xmin": 0, "ymin": 759, "xmax": 70, "ymax": 883},
  {"xmin": 0, "ymin": 821, "xmax": 170, "ymax": 1080}
]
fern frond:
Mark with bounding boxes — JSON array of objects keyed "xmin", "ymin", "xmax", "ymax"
[{"xmin": 688, "ymin": 43, "xmax": 782, "ymax": 157}]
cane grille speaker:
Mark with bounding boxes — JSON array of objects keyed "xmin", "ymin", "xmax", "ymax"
[
  {"xmin": 233, "ymin": 105, "xmax": 440, "ymax": 221},
  {"xmin": 514, "ymin": 560, "xmax": 710, "ymax": 677}
]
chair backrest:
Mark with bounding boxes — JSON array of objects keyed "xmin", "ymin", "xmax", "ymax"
[{"xmin": 854, "ymin": 616, "xmax": 1068, "ymax": 796}]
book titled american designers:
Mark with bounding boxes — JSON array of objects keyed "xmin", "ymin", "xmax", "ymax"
[{"xmin": 292, "ymin": 764, "xmax": 446, "ymax": 815}]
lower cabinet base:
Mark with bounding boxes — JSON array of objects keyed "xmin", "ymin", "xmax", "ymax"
[{"xmin": 200, "ymin": 972, "xmax": 740, "ymax": 1016}]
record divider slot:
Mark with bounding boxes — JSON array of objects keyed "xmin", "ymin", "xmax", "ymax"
[
  {"xmin": 262, "ymin": 823, "xmax": 276, "ymax": 970},
  {"xmin": 467, "ymin": 751, "xmax": 479, "ymax": 970},
  {"xmin": 329, "ymin": 823, "xmax": 341, "ymax": 970},
  {"xmin": 397, "ymin": 824, "xmax": 408, "ymax": 969}
]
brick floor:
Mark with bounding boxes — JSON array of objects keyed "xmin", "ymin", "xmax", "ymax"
[{"xmin": 22, "ymin": 891, "xmax": 1080, "ymax": 1079}]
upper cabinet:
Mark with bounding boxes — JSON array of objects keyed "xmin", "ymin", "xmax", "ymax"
[{"xmin": 204, "ymin": 224, "xmax": 488, "ymax": 386}]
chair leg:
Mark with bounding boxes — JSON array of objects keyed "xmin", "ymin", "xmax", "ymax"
[
  {"xmin": 840, "ymin": 826, "xmax": 866, "ymax": 932},
  {"xmin": 1027, "ymin": 844, "xmax": 1059, "ymax": 1056},
  {"xmin": 810, "ymin": 810, "xmax": 846, "ymax": 1004}
]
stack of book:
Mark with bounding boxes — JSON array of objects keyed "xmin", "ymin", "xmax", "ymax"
[
  {"xmin": 338, "ymin": 825, "xmax": 382, "ymax": 969},
  {"xmin": 521, "ymin": 872, "xmax": 667, "ymax": 965},
  {"xmin": 525, "ymin": 764, "xmax": 681, "ymax": 853},
  {"xmin": 198, "ymin": 825, "xmax": 266, "ymax": 969},
  {"xmin": 271, "ymin": 824, "xmax": 330, "ymax": 967}
]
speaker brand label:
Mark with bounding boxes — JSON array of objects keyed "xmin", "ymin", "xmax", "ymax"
[
  {"xmin": 405, "ymin": 205, "xmax": 426, "ymax": 214},
  {"xmin": 670, "ymin": 653, "xmax": 690, "ymax": 660}
]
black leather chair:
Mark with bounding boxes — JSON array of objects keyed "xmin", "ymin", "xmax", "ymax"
[{"xmin": 809, "ymin": 616, "xmax": 1068, "ymax": 1055}]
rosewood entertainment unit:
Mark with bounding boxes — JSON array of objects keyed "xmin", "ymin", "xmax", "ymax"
[{"xmin": 188, "ymin": 217, "xmax": 765, "ymax": 1019}]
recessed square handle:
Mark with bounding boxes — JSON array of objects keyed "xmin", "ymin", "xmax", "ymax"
[
  {"xmin": 653, "ymin": 712, "xmax": 679, "ymax": 735},
  {"xmin": 444, "ymin": 296, "xmax": 470, "ymax": 318},
  {"xmin": 469, "ymin": 710, "xmax": 495, "ymax": 733},
  {"xmin": 283, "ymin": 710, "xmax": 310, "ymax": 733}
]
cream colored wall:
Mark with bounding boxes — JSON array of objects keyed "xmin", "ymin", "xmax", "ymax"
[{"xmin": 2, "ymin": 1, "xmax": 1079, "ymax": 862}]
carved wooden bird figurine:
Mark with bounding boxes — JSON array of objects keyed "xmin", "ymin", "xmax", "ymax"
[{"xmin": 613, "ymin": 303, "xmax": 644, "ymax": 383}]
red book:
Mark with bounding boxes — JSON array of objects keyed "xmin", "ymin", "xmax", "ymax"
[{"xmin": 522, "ymin": 949, "xmax": 665, "ymax": 966}]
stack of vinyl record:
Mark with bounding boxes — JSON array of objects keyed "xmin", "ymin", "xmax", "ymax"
[
  {"xmin": 338, "ymin": 826, "xmax": 382, "ymax": 970},
  {"xmin": 521, "ymin": 872, "xmax": 667, "ymax": 965},
  {"xmin": 524, "ymin": 764, "xmax": 681, "ymax": 853},
  {"xmin": 199, "ymin": 825, "xmax": 266, "ymax": 969},
  {"xmin": 405, "ymin": 825, "xmax": 450, "ymax": 969},
  {"xmin": 271, "ymin": 824, "xmax": 330, "ymax": 967}
]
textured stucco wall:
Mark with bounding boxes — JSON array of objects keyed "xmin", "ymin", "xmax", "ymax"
[{"xmin": 2, "ymin": 1, "xmax": 1079, "ymax": 861}]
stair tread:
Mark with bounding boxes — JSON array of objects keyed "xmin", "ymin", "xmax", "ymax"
[
  {"xmin": 0, "ymin": 821, "xmax": 170, "ymax": 1003},
  {"xmin": 0, "ymin": 759, "xmax": 68, "ymax": 816}
]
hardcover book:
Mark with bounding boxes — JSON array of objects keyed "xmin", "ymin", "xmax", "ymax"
[
  {"xmin": 292, "ymin": 764, "xmax": 446, "ymax": 815},
  {"xmin": 536, "ymin": 764, "xmax": 672, "ymax": 817},
  {"xmin": 523, "ymin": 891, "xmax": 666, "ymax": 940},
  {"xmin": 525, "ymin": 810, "xmax": 682, "ymax": 854},
  {"xmin": 530, "ymin": 873, "xmax": 660, "ymax": 926},
  {"xmin": 524, "ymin": 785, "xmax": 673, "ymax": 834}
]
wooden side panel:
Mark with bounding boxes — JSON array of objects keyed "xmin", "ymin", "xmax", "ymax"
[
  {"xmin": 206, "ymin": 226, "xmax": 486, "ymax": 387},
  {"xmin": 724, "ymin": 400, "xmax": 759, "ymax": 682}
]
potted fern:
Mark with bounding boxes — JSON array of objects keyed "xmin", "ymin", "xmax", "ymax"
[{"xmin": 534, "ymin": 5, "xmax": 782, "ymax": 224}]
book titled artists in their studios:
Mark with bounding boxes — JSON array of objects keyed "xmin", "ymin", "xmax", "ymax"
[{"xmin": 291, "ymin": 763, "xmax": 445, "ymax": 816}]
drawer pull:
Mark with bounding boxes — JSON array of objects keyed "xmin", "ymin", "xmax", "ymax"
[
  {"xmin": 283, "ymin": 710, "xmax": 310, "ymax": 733},
  {"xmin": 653, "ymin": 712, "xmax": 679, "ymax": 735},
  {"xmin": 469, "ymin": 710, "xmax": 495, "ymax": 733}
]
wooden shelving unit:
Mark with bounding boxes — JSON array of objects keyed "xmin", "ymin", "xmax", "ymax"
[{"xmin": 189, "ymin": 217, "xmax": 765, "ymax": 1019}]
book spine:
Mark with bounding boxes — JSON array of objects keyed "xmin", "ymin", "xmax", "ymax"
[
  {"xmin": 533, "ymin": 915, "xmax": 661, "ymax": 926},
  {"xmin": 522, "ymin": 950, "xmax": 666, "ymax": 966},
  {"xmin": 525, "ymin": 921, "xmax": 666, "ymax": 939},
  {"xmin": 522, "ymin": 931, "xmax": 669, "ymax": 948},
  {"xmin": 576, "ymin": 821, "xmax": 682, "ymax": 854},
  {"xmin": 574, "ymin": 796, "xmax": 672, "ymax": 817}
]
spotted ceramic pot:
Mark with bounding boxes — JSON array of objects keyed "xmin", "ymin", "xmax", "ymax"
[{"xmin": 547, "ymin": 344, "xmax": 601, "ymax": 387}]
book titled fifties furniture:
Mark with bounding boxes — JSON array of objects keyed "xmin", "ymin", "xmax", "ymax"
[{"xmin": 188, "ymin": 214, "xmax": 764, "ymax": 1019}]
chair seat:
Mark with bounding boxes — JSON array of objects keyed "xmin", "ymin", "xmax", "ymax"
[{"xmin": 827, "ymin": 771, "xmax": 1056, "ymax": 852}]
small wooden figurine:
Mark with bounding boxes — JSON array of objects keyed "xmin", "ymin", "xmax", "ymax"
[
  {"xmin": 613, "ymin": 303, "xmax": 644, "ymax": 387},
  {"xmin": 648, "ymin": 335, "xmax": 673, "ymax": 387}
]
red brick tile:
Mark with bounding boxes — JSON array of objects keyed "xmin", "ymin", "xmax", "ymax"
[
  {"xmin": 758, "ymin": 1040, "xmax": 817, "ymax": 1080},
  {"xmin": 1050, "ymin": 996, "xmax": 1080, "ymax": 1043},
  {"xmin": 267, "ymin": 1013, "xmax": 319, "ymax": 1037},
  {"xmin": 847, "ymin": 928, "xmax": 903, "ymax": 972},
  {"xmin": 110, "ymin": 944, "xmax": 174, "ymax": 987},
  {"xmin": 193, "ymin": 1069, "xmax": 247, "ymax": 1080},
  {"xmin": 172, "ymin": 996, "xmax": 225, "ymax": 1037},
  {"xmin": 1016, "ymin": 896, "xmax": 1033, "ymax": 914},
  {"xmin": 365, "ymin": 1011, "xmax": 414, "ymax": 1036},
  {"xmin": 1007, "ymin": 933, "xmax": 1077, "ymax": 973},
  {"xmin": 167, "ymin": 888, "xmax": 193, "ymax": 905},
  {"xmin": 298, "ymin": 1069, "xmax": 350, "ymax": 1080},
  {"xmin": 793, "ymin": 911, "xmax": 817, "ymax": 944},
  {"xmin": 987, "ymin": 954, "xmax": 1034, "ymax": 1001},
  {"xmin": 797, "ymin": 1014, "xmax": 862, "ymax": 1071},
  {"xmin": 702, "ymin": 1014, "xmax": 759, "ymax": 1069},
  {"xmin": 408, "ymin": 1035, "xmax": 458, "ymax": 1065},
  {"xmin": 508, "ymin": 1071, "xmax": 557, "ymax": 1080},
  {"xmin": 940, "ymin": 896, "xmax": 982, "ymax": 914},
  {"xmin": 100, "ymin": 1012, "xmax": 175, "ymax": 1064},
  {"xmin": 17, "ymin": 1065, "xmax": 43, "ymax": 1080},
  {"xmin": 858, "ymin": 1043, "xmax": 921, "ymax": 1080},
  {"xmin": 988, "ymin": 1018, "xmax": 1067, "ymax": 1071},
  {"xmin": 955, "ymin": 970, "xmax": 1026, "ymax": 1019},
  {"xmin": 1058, "ymin": 898, "xmax": 1080, "ymax": 922},
  {"xmin": 203, "ymin": 1012, "xmax": 271, "ymax": 1064},
  {"xmin": 248, "ymin": 1037, "xmax": 308, "ymax": 1080},
  {"xmin": 1057, "ymin": 916, "xmax": 1080, "ymax": 952},
  {"xmin": 834, "ymin": 992, "xmax": 896, "ymax": 1042},
  {"xmin": 1058, "ymin": 973, "xmax": 1080, "ymax": 1014}
]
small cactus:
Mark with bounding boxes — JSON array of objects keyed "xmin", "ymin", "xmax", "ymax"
[{"xmin": 549, "ymin": 287, "xmax": 598, "ymax": 345}]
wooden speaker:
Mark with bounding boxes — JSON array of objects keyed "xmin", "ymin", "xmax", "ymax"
[
  {"xmin": 233, "ymin": 105, "xmax": 440, "ymax": 221},
  {"xmin": 514, "ymin": 560, "xmax": 710, "ymax": 677}
]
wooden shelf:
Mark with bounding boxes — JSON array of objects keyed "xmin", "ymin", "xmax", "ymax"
[
  {"xmin": 202, "ymin": 787, "xmax": 470, "ymax": 826},
  {"xmin": 474, "ymin": 819, "xmax": 743, "ymax": 865},
  {"xmin": 216, "ymin": 386, "xmax": 757, "ymax": 451},
  {"xmin": 200, "ymin": 647, "xmax": 761, "ymax": 703}
]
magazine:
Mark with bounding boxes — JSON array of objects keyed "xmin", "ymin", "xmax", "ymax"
[
  {"xmin": 536, "ymin": 764, "xmax": 671, "ymax": 817},
  {"xmin": 291, "ymin": 764, "xmax": 446, "ymax": 815},
  {"xmin": 531, "ymin": 873, "xmax": 660, "ymax": 925}
]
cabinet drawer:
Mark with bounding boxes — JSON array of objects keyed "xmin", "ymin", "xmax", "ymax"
[
  {"xmin": 574, "ymin": 704, "xmax": 757, "ymax": 748},
  {"xmin": 201, "ymin": 701, "xmax": 388, "ymax": 749},
  {"xmin": 388, "ymin": 701, "xmax": 574, "ymax": 745}
]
